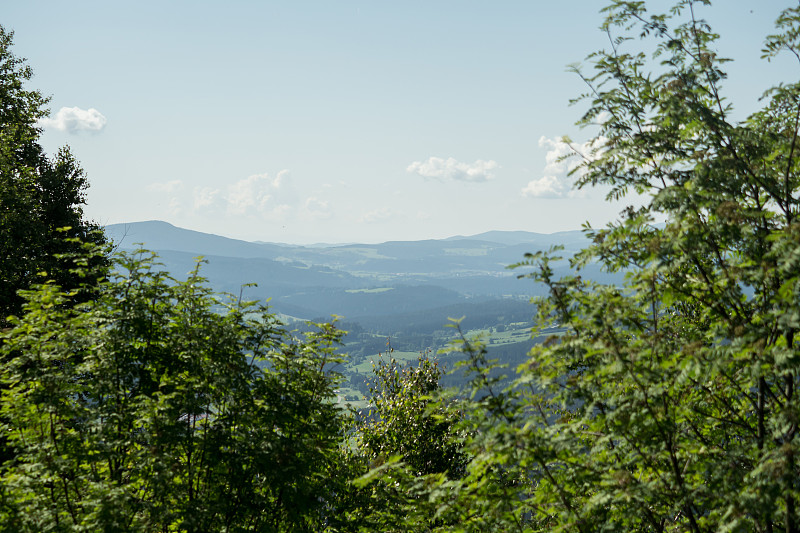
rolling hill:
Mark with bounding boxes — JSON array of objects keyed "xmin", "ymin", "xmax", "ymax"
[{"xmin": 105, "ymin": 220, "xmax": 604, "ymax": 327}]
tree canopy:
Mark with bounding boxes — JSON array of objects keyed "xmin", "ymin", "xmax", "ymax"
[
  {"xmin": 0, "ymin": 250, "xmax": 348, "ymax": 532},
  {"xmin": 4, "ymin": 1, "xmax": 800, "ymax": 532},
  {"xmin": 0, "ymin": 25, "xmax": 106, "ymax": 329},
  {"xmin": 408, "ymin": 1, "xmax": 800, "ymax": 531}
]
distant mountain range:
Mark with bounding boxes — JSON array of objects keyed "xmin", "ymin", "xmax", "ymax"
[{"xmin": 104, "ymin": 221, "xmax": 614, "ymax": 326}]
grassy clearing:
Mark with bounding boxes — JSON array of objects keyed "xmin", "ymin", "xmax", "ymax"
[
  {"xmin": 442, "ymin": 247, "xmax": 489, "ymax": 256},
  {"xmin": 344, "ymin": 287, "xmax": 394, "ymax": 294},
  {"xmin": 350, "ymin": 349, "xmax": 422, "ymax": 374},
  {"xmin": 337, "ymin": 322, "xmax": 563, "ymax": 405}
]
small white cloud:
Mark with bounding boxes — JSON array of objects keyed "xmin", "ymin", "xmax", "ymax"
[
  {"xmin": 155, "ymin": 170, "xmax": 294, "ymax": 218},
  {"xmin": 193, "ymin": 186, "xmax": 222, "ymax": 211},
  {"xmin": 38, "ymin": 106, "xmax": 107, "ymax": 133},
  {"xmin": 225, "ymin": 170, "xmax": 292, "ymax": 215},
  {"xmin": 167, "ymin": 198, "xmax": 183, "ymax": 216},
  {"xmin": 407, "ymin": 156, "xmax": 498, "ymax": 182},
  {"xmin": 304, "ymin": 197, "xmax": 332, "ymax": 220},
  {"xmin": 521, "ymin": 175, "xmax": 565, "ymax": 198},
  {"xmin": 273, "ymin": 169, "xmax": 290, "ymax": 188},
  {"xmin": 521, "ymin": 136, "xmax": 605, "ymax": 199},
  {"xmin": 147, "ymin": 180, "xmax": 184, "ymax": 194},
  {"xmin": 595, "ymin": 111, "xmax": 611, "ymax": 126},
  {"xmin": 227, "ymin": 174, "xmax": 270, "ymax": 215},
  {"xmin": 359, "ymin": 207, "xmax": 394, "ymax": 223}
]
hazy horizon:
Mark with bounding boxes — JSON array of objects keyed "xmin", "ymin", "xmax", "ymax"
[{"xmin": 106, "ymin": 218, "xmax": 591, "ymax": 247}]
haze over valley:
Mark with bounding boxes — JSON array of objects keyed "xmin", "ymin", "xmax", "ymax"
[
  {"xmin": 106, "ymin": 220, "xmax": 615, "ymax": 400},
  {"xmin": 105, "ymin": 220, "xmax": 620, "ymax": 324}
]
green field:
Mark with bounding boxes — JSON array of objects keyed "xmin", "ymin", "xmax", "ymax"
[
  {"xmin": 336, "ymin": 321, "xmax": 549, "ymax": 407},
  {"xmin": 344, "ymin": 287, "xmax": 394, "ymax": 294}
]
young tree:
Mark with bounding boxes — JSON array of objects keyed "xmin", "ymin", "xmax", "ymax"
[
  {"xmin": 360, "ymin": 353, "xmax": 465, "ymax": 478},
  {"xmin": 0, "ymin": 25, "xmax": 106, "ymax": 329},
  {"xmin": 352, "ymin": 352, "xmax": 466, "ymax": 531},
  {"xmin": 0, "ymin": 250, "xmax": 348, "ymax": 532},
  {"xmin": 428, "ymin": 2, "xmax": 800, "ymax": 531}
]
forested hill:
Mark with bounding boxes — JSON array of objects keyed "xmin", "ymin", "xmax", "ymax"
[
  {"xmin": 104, "ymin": 220, "xmax": 614, "ymax": 323},
  {"xmin": 105, "ymin": 220, "xmax": 590, "ymax": 270}
]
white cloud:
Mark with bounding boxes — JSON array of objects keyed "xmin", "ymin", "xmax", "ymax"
[
  {"xmin": 595, "ymin": 111, "xmax": 611, "ymax": 126},
  {"xmin": 149, "ymin": 170, "xmax": 296, "ymax": 219},
  {"xmin": 147, "ymin": 180, "xmax": 184, "ymax": 194},
  {"xmin": 521, "ymin": 175, "xmax": 566, "ymax": 198},
  {"xmin": 38, "ymin": 106, "xmax": 107, "ymax": 133},
  {"xmin": 304, "ymin": 197, "xmax": 332, "ymax": 220},
  {"xmin": 225, "ymin": 171, "xmax": 292, "ymax": 215},
  {"xmin": 227, "ymin": 174, "xmax": 270, "ymax": 215},
  {"xmin": 188, "ymin": 170, "xmax": 292, "ymax": 216},
  {"xmin": 359, "ymin": 207, "xmax": 394, "ymax": 223},
  {"xmin": 273, "ymin": 169, "xmax": 290, "ymax": 188},
  {"xmin": 167, "ymin": 197, "xmax": 183, "ymax": 216},
  {"xmin": 407, "ymin": 156, "xmax": 498, "ymax": 182},
  {"xmin": 193, "ymin": 186, "xmax": 222, "ymax": 211},
  {"xmin": 521, "ymin": 136, "xmax": 605, "ymax": 198}
]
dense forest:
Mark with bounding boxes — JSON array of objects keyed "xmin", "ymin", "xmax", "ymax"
[{"xmin": 3, "ymin": 1, "xmax": 800, "ymax": 531}]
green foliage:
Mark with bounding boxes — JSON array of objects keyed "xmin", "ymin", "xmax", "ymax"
[
  {"xmin": 0, "ymin": 25, "xmax": 106, "ymax": 329},
  {"xmin": 0, "ymin": 250, "xmax": 347, "ymax": 532},
  {"xmin": 359, "ymin": 352, "xmax": 465, "ymax": 479},
  {"xmin": 8, "ymin": 2, "xmax": 800, "ymax": 531},
  {"xmin": 351, "ymin": 352, "xmax": 466, "ymax": 531},
  {"xmin": 404, "ymin": 2, "xmax": 800, "ymax": 532}
]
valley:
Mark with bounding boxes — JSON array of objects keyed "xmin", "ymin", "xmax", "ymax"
[{"xmin": 105, "ymin": 220, "xmax": 594, "ymax": 395}]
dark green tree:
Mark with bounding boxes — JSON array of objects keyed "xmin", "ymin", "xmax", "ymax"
[
  {"xmin": 412, "ymin": 1, "xmax": 800, "ymax": 531},
  {"xmin": 0, "ymin": 25, "xmax": 106, "ymax": 329},
  {"xmin": 0, "ymin": 250, "xmax": 348, "ymax": 532}
]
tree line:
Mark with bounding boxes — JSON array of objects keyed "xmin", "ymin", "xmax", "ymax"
[{"xmin": 3, "ymin": 1, "xmax": 800, "ymax": 530}]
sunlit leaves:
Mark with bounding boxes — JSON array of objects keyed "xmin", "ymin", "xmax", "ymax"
[
  {"xmin": 418, "ymin": 2, "xmax": 800, "ymax": 532},
  {"xmin": 0, "ymin": 251, "xmax": 347, "ymax": 532}
]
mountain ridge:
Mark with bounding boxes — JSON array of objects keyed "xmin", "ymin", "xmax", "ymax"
[
  {"xmin": 106, "ymin": 220, "xmax": 589, "ymax": 253},
  {"xmin": 103, "ymin": 220, "xmax": 605, "ymax": 323}
]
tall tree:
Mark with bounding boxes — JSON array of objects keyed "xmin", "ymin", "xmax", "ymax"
[
  {"xmin": 0, "ymin": 25, "xmax": 106, "ymax": 329},
  {"xmin": 418, "ymin": 1, "xmax": 800, "ymax": 531}
]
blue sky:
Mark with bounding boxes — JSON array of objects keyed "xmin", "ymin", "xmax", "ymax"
[{"xmin": 4, "ymin": 1, "xmax": 795, "ymax": 243}]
